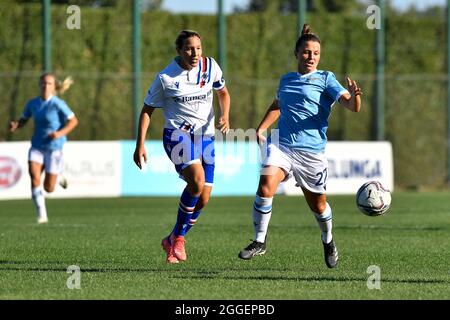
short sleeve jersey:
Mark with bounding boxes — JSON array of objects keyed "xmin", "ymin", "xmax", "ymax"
[
  {"xmin": 275, "ymin": 70, "xmax": 348, "ymax": 153},
  {"xmin": 144, "ymin": 57, "xmax": 225, "ymax": 136},
  {"xmin": 22, "ymin": 96, "xmax": 75, "ymax": 151}
]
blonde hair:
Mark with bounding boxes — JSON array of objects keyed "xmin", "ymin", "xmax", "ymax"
[{"xmin": 40, "ymin": 73, "xmax": 74, "ymax": 95}]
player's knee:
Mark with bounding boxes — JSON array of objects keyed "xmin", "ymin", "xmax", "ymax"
[
  {"xmin": 31, "ymin": 178, "xmax": 40, "ymax": 187},
  {"xmin": 188, "ymin": 178, "xmax": 205, "ymax": 196},
  {"xmin": 258, "ymin": 184, "xmax": 274, "ymax": 198},
  {"xmin": 44, "ymin": 184, "xmax": 55, "ymax": 193},
  {"xmin": 311, "ymin": 201, "xmax": 327, "ymax": 214},
  {"xmin": 198, "ymin": 195, "xmax": 209, "ymax": 209}
]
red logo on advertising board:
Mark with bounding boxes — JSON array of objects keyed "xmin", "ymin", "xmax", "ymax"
[{"xmin": 0, "ymin": 156, "xmax": 22, "ymax": 189}]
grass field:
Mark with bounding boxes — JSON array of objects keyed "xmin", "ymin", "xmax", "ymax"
[{"xmin": 0, "ymin": 192, "xmax": 449, "ymax": 300}]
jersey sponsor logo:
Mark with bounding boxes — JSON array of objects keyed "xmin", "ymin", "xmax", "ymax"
[
  {"xmin": 173, "ymin": 94, "xmax": 207, "ymax": 103},
  {"xmin": 172, "ymin": 90, "xmax": 212, "ymax": 103},
  {"xmin": 0, "ymin": 156, "xmax": 22, "ymax": 189}
]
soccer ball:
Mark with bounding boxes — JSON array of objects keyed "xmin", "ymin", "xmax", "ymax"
[{"xmin": 356, "ymin": 181, "xmax": 391, "ymax": 216}]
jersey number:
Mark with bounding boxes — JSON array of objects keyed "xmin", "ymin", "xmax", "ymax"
[{"xmin": 315, "ymin": 168, "xmax": 328, "ymax": 186}]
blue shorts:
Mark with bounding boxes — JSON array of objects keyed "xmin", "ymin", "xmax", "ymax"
[{"xmin": 162, "ymin": 128, "xmax": 215, "ymax": 185}]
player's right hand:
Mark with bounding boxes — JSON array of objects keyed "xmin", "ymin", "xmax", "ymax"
[
  {"xmin": 9, "ymin": 121, "xmax": 18, "ymax": 132},
  {"xmin": 256, "ymin": 129, "xmax": 267, "ymax": 146},
  {"xmin": 133, "ymin": 146, "xmax": 147, "ymax": 170}
]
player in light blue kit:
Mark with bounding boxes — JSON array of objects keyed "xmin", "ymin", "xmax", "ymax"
[
  {"xmin": 133, "ymin": 30, "xmax": 230, "ymax": 264},
  {"xmin": 238, "ymin": 24, "xmax": 362, "ymax": 268},
  {"xmin": 9, "ymin": 73, "xmax": 78, "ymax": 224}
]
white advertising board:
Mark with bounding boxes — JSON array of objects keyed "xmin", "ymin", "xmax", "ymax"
[
  {"xmin": 0, "ymin": 141, "xmax": 121, "ymax": 200},
  {"xmin": 0, "ymin": 142, "xmax": 31, "ymax": 200},
  {"xmin": 278, "ymin": 141, "xmax": 394, "ymax": 195}
]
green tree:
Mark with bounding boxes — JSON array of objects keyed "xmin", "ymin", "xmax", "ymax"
[
  {"xmin": 12, "ymin": 0, "xmax": 162, "ymax": 10},
  {"xmin": 243, "ymin": 0, "xmax": 364, "ymax": 14}
]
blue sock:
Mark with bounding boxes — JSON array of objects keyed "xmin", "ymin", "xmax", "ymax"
[
  {"xmin": 172, "ymin": 189, "xmax": 199, "ymax": 237},
  {"xmin": 184, "ymin": 210, "xmax": 202, "ymax": 234}
]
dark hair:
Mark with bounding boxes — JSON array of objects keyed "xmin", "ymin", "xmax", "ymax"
[
  {"xmin": 175, "ymin": 30, "xmax": 201, "ymax": 50},
  {"xmin": 294, "ymin": 24, "xmax": 321, "ymax": 54}
]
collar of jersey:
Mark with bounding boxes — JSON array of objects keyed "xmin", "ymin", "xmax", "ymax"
[
  {"xmin": 297, "ymin": 70, "xmax": 318, "ymax": 78},
  {"xmin": 40, "ymin": 95, "xmax": 54, "ymax": 102},
  {"xmin": 173, "ymin": 57, "xmax": 200, "ymax": 73},
  {"xmin": 173, "ymin": 57, "xmax": 200, "ymax": 81}
]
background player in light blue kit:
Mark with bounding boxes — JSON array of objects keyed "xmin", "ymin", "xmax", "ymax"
[
  {"xmin": 9, "ymin": 73, "xmax": 78, "ymax": 224},
  {"xmin": 133, "ymin": 30, "xmax": 231, "ymax": 264},
  {"xmin": 238, "ymin": 24, "xmax": 362, "ymax": 268}
]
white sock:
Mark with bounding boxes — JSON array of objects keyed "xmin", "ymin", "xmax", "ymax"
[
  {"xmin": 31, "ymin": 187, "xmax": 47, "ymax": 220},
  {"xmin": 313, "ymin": 202, "xmax": 333, "ymax": 244},
  {"xmin": 253, "ymin": 195, "xmax": 273, "ymax": 243}
]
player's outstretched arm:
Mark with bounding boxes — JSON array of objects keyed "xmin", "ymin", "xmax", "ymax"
[
  {"xmin": 216, "ymin": 86, "xmax": 230, "ymax": 134},
  {"xmin": 133, "ymin": 104, "xmax": 155, "ymax": 169},
  {"xmin": 9, "ymin": 118, "xmax": 28, "ymax": 132},
  {"xmin": 256, "ymin": 99, "xmax": 281, "ymax": 144},
  {"xmin": 339, "ymin": 77, "xmax": 362, "ymax": 112}
]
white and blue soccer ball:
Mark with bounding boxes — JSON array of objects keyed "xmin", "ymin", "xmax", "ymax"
[{"xmin": 356, "ymin": 181, "xmax": 392, "ymax": 216}]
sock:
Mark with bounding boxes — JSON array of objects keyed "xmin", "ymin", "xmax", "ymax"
[
  {"xmin": 31, "ymin": 187, "xmax": 47, "ymax": 220},
  {"xmin": 253, "ymin": 195, "xmax": 273, "ymax": 243},
  {"xmin": 313, "ymin": 202, "xmax": 333, "ymax": 244},
  {"xmin": 184, "ymin": 210, "xmax": 202, "ymax": 235},
  {"xmin": 172, "ymin": 188, "xmax": 200, "ymax": 237}
]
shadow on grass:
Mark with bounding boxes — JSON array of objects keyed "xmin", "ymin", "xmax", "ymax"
[
  {"xmin": 171, "ymin": 274, "xmax": 450, "ymax": 284},
  {"xmin": 1, "ymin": 260, "xmax": 448, "ymax": 285},
  {"xmin": 267, "ymin": 225, "xmax": 447, "ymax": 231}
]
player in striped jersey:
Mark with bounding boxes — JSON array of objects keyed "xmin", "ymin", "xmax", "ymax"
[{"xmin": 133, "ymin": 30, "xmax": 231, "ymax": 263}]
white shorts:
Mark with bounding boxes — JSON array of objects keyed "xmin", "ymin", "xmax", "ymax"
[
  {"xmin": 262, "ymin": 143, "xmax": 328, "ymax": 194},
  {"xmin": 28, "ymin": 148, "xmax": 64, "ymax": 175}
]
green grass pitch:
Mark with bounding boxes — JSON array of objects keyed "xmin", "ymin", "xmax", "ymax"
[{"xmin": 0, "ymin": 192, "xmax": 449, "ymax": 300}]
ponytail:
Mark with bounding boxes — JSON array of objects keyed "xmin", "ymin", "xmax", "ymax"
[
  {"xmin": 56, "ymin": 76, "xmax": 74, "ymax": 95},
  {"xmin": 40, "ymin": 73, "xmax": 74, "ymax": 95},
  {"xmin": 301, "ymin": 24, "xmax": 312, "ymax": 36},
  {"xmin": 295, "ymin": 23, "xmax": 321, "ymax": 54}
]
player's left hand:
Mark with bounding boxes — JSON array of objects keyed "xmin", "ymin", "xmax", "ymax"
[
  {"xmin": 217, "ymin": 116, "xmax": 230, "ymax": 134},
  {"xmin": 347, "ymin": 77, "xmax": 362, "ymax": 97}
]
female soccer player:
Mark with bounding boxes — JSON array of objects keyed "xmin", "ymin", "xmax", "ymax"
[
  {"xmin": 133, "ymin": 30, "xmax": 231, "ymax": 264},
  {"xmin": 238, "ymin": 24, "xmax": 362, "ymax": 268},
  {"xmin": 9, "ymin": 73, "xmax": 78, "ymax": 224}
]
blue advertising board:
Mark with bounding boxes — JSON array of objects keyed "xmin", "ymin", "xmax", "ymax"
[{"xmin": 121, "ymin": 141, "xmax": 261, "ymax": 196}]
